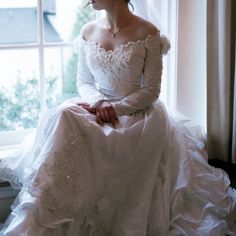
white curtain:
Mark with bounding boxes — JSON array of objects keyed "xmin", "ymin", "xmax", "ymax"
[
  {"xmin": 130, "ymin": 0, "xmax": 179, "ymax": 108},
  {"xmin": 131, "ymin": 0, "xmax": 167, "ymax": 35},
  {"xmin": 130, "ymin": 0, "xmax": 168, "ymax": 35},
  {"xmin": 207, "ymin": 0, "xmax": 236, "ymax": 162}
]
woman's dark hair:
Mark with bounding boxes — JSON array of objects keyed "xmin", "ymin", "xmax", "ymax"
[
  {"xmin": 125, "ymin": 0, "xmax": 134, "ymax": 10},
  {"xmin": 83, "ymin": 0, "xmax": 133, "ymax": 9}
]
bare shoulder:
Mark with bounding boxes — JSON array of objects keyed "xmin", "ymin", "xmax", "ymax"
[
  {"xmin": 80, "ymin": 19, "xmax": 102, "ymax": 40},
  {"xmin": 134, "ymin": 15, "xmax": 160, "ymax": 39}
]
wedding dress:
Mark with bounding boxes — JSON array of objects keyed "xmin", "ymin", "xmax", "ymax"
[{"xmin": 0, "ymin": 31, "xmax": 236, "ymax": 236}]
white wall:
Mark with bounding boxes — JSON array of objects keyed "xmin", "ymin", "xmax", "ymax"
[{"xmin": 177, "ymin": 0, "xmax": 206, "ymax": 127}]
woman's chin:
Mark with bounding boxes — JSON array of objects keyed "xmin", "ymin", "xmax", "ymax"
[{"xmin": 91, "ymin": 5, "xmax": 104, "ymax": 10}]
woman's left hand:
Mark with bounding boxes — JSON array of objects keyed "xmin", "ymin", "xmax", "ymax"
[
  {"xmin": 77, "ymin": 101, "xmax": 118, "ymax": 128},
  {"xmin": 77, "ymin": 102, "xmax": 96, "ymax": 114}
]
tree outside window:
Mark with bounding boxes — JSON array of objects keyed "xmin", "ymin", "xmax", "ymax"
[{"xmin": 0, "ymin": 1, "xmax": 95, "ymax": 132}]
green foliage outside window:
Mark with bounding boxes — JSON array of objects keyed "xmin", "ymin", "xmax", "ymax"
[
  {"xmin": 0, "ymin": 72, "xmax": 57, "ymax": 131},
  {"xmin": 62, "ymin": 5, "xmax": 95, "ymax": 97},
  {"xmin": 0, "ymin": 5, "xmax": 95, "ymax": 132}
]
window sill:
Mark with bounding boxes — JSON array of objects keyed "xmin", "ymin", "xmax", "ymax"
[
  {"xmin": 0, "ymin": 145, "xmax": 20, "ymax": 159},
  {"xmin": 0, "ymin": 129, "xmax": 33, "ymax": 148}
]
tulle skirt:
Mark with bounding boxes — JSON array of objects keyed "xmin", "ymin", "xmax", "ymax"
[{"xmin": 0, "ymin": 99, "xmax": 236, "ymax": 236}]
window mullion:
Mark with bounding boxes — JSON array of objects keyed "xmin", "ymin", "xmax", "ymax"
[
  {"xmin": 38, "ymin": 0, "xmax": 46, "ymax": 112},
  {"xmin": 166, "ymin": 0, "xmax": 178, "ymax": 111}
]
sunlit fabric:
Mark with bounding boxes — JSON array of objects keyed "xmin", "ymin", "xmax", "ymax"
[{"xmin": 0, "ymin": 32, "xmax": 235, "ymax": 236}]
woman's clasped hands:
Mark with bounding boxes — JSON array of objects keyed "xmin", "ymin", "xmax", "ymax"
[{"xmin": 77, "ymin": 100, "xmax": 119, "ymax": 128}]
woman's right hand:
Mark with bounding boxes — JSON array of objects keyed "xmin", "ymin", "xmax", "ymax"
[
  {"xmin": 77, "ymin": 100, "xmax": 119, "ymax": 128},
  {"xmin": 94, "ymin": 100, "xmax": 118, "ymax": 128}
]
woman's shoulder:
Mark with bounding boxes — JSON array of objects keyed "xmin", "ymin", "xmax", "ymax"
[
  {"xmin": 133, "ymin": 16, "xmax": 170, "ymax": 54},
  {"xmin": 80, "ymin": 18, "xmax": 104, "ymax": 40},
  {"xmin": 80, "ymin": 20, "xmax": 96, "ymax": 40},
  {"xmin": 134, "ymin": 15, "xmax": 160, "ymax": 40}
]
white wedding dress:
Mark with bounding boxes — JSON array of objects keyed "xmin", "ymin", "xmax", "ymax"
[{"xmin": 0, "ymin": 32, "xmax": 236, "ymax": 236}]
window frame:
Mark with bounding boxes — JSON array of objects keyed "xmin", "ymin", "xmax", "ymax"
[
  {"xmin": 0, "ymin": 0, "xmax": 207, "ymax": 147},
  {"xmin": 0, "ymin": 0, "xmax": 73, "ymax": 147}
]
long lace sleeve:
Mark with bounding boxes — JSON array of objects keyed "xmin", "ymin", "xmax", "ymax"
[
  {"xmin": 75, "ymin": 36, "xmax": 107, "ymax": 104},
  {"xmin": 111, "ymin": 33, "xmax": 170, "ymax": 116}
]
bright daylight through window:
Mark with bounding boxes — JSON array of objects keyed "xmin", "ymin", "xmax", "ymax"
[{"xmin": 0, "ymin": 0, "xmax": 95, "ymax": 146}]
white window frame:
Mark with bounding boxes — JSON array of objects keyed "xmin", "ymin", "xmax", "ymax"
[
  {"xmin": 0, "ymin": 0, "xmax": 72, "ymax": 147},
  {"xmin": 165, "ymin": 0, "xmax": 178, "ymax": 111},
  {"xmin": 0, "ymin": 0, "xmax": 207, "ymax": 147},
  {"xmin": 161, "ymin": 0, "xmax": 206, "ymax": 132}
]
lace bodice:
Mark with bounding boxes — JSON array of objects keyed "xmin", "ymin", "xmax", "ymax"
[{"xmin": 74, "ymin": 32, "xmax": 170, "ymax": 116}]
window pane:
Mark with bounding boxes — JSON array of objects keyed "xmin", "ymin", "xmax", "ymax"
[
  {"xmin": 0, "ymin": 0, "xmax": 38, "ymax": 45},
  {"xmin": 0, "ymin": 49, "xmax": 40, "ymax": 131},
  {"xmin": 44, "ymin": 0, "xmax": 95, "ymax": 43},
  {"xmin": 44, "ymin": 46, "xmax": 78, "ymax": 108}
]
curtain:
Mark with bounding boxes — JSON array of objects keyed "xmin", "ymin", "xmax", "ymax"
[
  {"xmin": 207, "ymin": 0, "xmax": 236, "ymax": 162},
  {"xmin": 130, "ymin": 0, "xmax": 168, "ymax": 35}
]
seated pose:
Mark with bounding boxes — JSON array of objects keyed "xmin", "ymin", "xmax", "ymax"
[{"xmin": 0, "ymin": 0, "xmax": 236, "ymax": 235}]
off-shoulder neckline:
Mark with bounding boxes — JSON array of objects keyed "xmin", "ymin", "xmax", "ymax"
[{"xmin": 78, "ymin": 33, "xmax": 159, "ymax": 54}]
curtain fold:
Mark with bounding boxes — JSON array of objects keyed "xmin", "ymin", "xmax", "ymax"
[
  {"xmin": 207, "ymin": 0, "xmax": 236, "ymax": 162},
  {"xmin": 232, "ymin": 35, "xmax": 236, "ymax": 161}
]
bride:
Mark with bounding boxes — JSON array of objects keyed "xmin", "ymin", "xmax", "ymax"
[{"xmin": 1, "ymin": 0, "xmax": 236, "ymax": 235}]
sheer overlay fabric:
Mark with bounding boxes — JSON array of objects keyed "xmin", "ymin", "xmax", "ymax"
[{"xmin": 0, "ymin": 32, "xmax": 236, "ymax": 236}]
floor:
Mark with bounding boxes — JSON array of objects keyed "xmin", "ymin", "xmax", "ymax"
[{"xmin": 209, "ymin": 159, "xmax": 236, "ymax": 188}]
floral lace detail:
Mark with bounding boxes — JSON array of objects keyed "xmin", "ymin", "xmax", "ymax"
[
  {"xmin": 26, "ymin": 130, "xmax": 89, "ymax": 218},
  {"xmin": 83, "ymin": 37, "xmax": 146, "ymax": 90},
  {"xmin": 0, "ymin": 160, "xmax": 22, "ymax": 190}
]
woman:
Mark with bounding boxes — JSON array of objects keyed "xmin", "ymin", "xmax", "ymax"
[{"xmin": 0, "ymin": 0, "xmax": 236, "ymax": 235}]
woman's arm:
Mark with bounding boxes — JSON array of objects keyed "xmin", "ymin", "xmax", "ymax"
[
  {"xmin": 111, "ymin": 31, "xmax": 164, "ymax": 116},
  {"xmin": 75, "ymin": 35, "xmax": 107, "ymax": 105},
  {"xmin": 75, "ymin": 34, "xmax": 118, "ymax": 127}
]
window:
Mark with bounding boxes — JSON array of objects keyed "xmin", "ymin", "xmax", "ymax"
[
  {"xmin": 0, "ymin": 0, "xmax": 207, "ymax": 147},
  {"xmin": 176, "ymin": 0, "xmax": 206, "ymax": 128},
  {"xmin": 0, "ymin": 0, "xmax": 95, "ymax": 147},
  {"xmin": 155, "ymin": 0, "xmax": 206, "ymax": 129}
]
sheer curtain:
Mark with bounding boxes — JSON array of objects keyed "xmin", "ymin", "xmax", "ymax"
[
  {"xmin": 131, "ymin": 0, "xmax": 178, "ymax": 109},
  {"xmin": 130, "ymin": 0, "xmax": 168, "ymax": 35},
  {"xmin": 207, "ymin": 0, "xmax": 236, "ymax": 162}
]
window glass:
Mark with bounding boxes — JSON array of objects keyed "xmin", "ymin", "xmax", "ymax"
[
  {"xmin": 0, "ymin": 0, "xmax": 96, "ymax": 136},
  {"xmin": 0, "ymin": 49, "xmax": 40, "ymax": 131},
  {"xmin": 44, "ymin": 0, "xmax": 95, "ymax": 43},
  {"xmin": 0, "ymin": 0, "xmax": 38, "ymax": 44},
  {"xmin": 44, "ymin": 0, "xmax": 96, "ymax": 108},
  {"xmin": 44, "ymin": 47, "xmax": 77, "ymax": 108}
]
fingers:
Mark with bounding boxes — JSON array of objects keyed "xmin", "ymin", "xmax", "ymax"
[
  {"xmin": 104, "ymin": 110, "xmax": 111, "ymax": 122},
  {"xmin": 79, "ymin": 100, "xmax": 119, "ymax": 127},
  {"xmin": 96, "ymin": 107, "xmax": 118, "ymax": 128},
  {"xmin": 108, "ymin": 107, "xmax": 118, "ymax": 128},
  {"xmin": 77, "ymin": 103, "xmax": 96, "ymax": 114},
  {"xmin": 77, "ymin": 102, "xmax": 90, "ymax": 106},
  {"xmin": 85, "ymin": 106, "xmax": 96, "ymax": 113},
  {"xmin": 96, "ymin": 112, "xmax": 104, "ymax": 126}
]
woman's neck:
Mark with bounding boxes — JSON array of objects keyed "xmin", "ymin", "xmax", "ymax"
[{"xmin": 105, "ymin": 3, "xmax": 133, "ymax": 30}]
